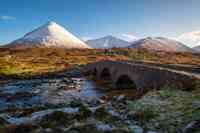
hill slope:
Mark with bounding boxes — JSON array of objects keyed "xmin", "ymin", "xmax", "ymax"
[{"xmin": 129, "ymin": 37, "xmax": 193, "ymax": 52}]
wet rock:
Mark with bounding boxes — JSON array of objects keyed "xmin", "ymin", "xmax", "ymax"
[
  {"xmin": 44, "ymin": 128, "xmax": 53, "ymax": 133},
  {"xmin": 62, "ymin": 78, "xmax": 74, "ymax": 84},
  {"xmin": 182, "ymin": 120, "xmax": 200, "ymax": 133},
  {"xmin": 96, "ymin": 123, "xmax": 114, "ymax": 132},
  {"xmin": 99, "ymin": 99, "xmax": 106, "ymax": 104},
  {"xmin": 116, "ymin": 95, "xmax": 126, "ymax": 102},
  {"xmin": 147, "ymin": 131, "xmax": 157, "ymax": 133},
  {"xmin": 129, "ymin": 125, "xmax": 144, "ymax": 133}
]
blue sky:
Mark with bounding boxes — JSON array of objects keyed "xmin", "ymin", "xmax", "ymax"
[{"xmin": 1, "ymin": 0, "xmax": 200, "ymax": 47}]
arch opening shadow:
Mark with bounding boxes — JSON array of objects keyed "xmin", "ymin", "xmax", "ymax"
[
  {"xmin": 93, "ymin": 68, "xmax": 97, "ymax": 76},
  {"xmin": 100, "ymin": 68, "xmax": 111, "ymax": 80},
  {"xmin": 116, "ymin": 75, "xmax": 137, "ymax": 89}
]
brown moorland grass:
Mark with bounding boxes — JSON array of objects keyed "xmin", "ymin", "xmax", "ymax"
[{"xmin": 0, "ymin": 47, "xmax": 200, "ymax": 78}]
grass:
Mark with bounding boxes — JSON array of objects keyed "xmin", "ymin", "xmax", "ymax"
[
  {"xmin": 127, "ymin": 87, "xmax": 200, "ymax": 132},
  {"xmin": 0, "ymin": 47, "xmax": 200, "ymax": 78}
]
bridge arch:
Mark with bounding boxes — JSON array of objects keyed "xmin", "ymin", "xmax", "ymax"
[
  {"xmin": 92, "ymin": 68, "xmax": 97, "ymax": 76},
  {"xmin": 100, "ymin": 67, "xmax": 111, "ymax": 80},
  {"xmin": 115, "ymin": 74, "xmax": 137, "ymax": 89}
]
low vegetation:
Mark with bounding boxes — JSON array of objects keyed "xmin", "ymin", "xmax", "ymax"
[
  {"xmin": 127, "ymin": 87, "xmax": 200, "ymax": 133},
  {"xmin": 0, "ymin": 47, "xmax": 200, "ymax": 78}
]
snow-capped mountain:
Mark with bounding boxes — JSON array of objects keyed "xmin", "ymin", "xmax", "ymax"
[
  {"xmin": 8, "ymin": 21, "xmax": 91, "ymax": 49},
  {"xmin": 193, "ymin": 45, "xmax": 200, "ymax": 52},
  {"xmin": 129, "ymin": 37, "xmax": 194, "ymax": 52},
  {"xmin": 86, "ymin": 35, "xmax": 131, "ymax": 49}
]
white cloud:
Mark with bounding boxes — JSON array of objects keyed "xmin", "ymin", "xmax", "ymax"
[
  {"xmin": 81, "ymin": 37, "xmax": 92, "ymax": 41},
  {"xmin": 121, "ymin": 34, "xmax": 138, "ymax": 42},
  {"xmin": 177, "ymin": 31, "xmax": 200, "ymax": 47},
  {"xmin": 0, "ymin": 16, "xmax": 16, "ymax": 20}
]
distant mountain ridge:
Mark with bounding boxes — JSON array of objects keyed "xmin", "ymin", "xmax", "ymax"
[
  {"xmin": 7, "ymin": 21, "xmax": 91, "ymax": 49},
  {"xmin": 193, "ymin": 45, "xmax": 200, "ymax": 52},
  {"xmin": 3, "ymin": 21, "xmax": 197, "ymax": 53},
  {"xmin": 86, "ymin": 35, "xmax": 131, "ymax": 48},
  {"xmin": 129, "ymin": 37, "xmax": 194, "ymax": 52}
]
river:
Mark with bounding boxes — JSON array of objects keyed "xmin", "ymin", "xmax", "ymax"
[{"xmin": 0, "ymin": 75, "xmax": 107, "ymax": 124}]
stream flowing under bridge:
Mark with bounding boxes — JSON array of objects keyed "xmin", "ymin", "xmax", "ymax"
[{"xmin": 86, "ymin": 60, "xmax": 200, "ymax": 90}]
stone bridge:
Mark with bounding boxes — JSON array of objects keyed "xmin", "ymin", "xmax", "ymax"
[{"xmin": 86, "ymin": 60, "xmax": 200, "ymax": 90}]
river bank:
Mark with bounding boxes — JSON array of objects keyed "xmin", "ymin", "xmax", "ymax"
[{"xmin": 0, "ymin": 68, "xmax": 199, "ymax": 133}]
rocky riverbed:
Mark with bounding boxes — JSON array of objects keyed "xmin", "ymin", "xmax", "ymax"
[{"xmin": 0, "ymin": 68, "xmax": 199, "ymax": 133}]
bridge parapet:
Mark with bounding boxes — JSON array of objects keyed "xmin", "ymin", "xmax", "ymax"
[{"xmin": 86, "ymin": 60, "xmax": 200, "ymax": 90}]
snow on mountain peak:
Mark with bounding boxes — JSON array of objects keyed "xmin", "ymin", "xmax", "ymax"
[{"xmin": 9, "ymin": 21, "xmax": 91, "ymax": 49}]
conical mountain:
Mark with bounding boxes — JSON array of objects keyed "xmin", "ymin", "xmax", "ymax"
[{"xmin": 8, "ymin": 21, "xmax": 91, "ymax": 49}]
